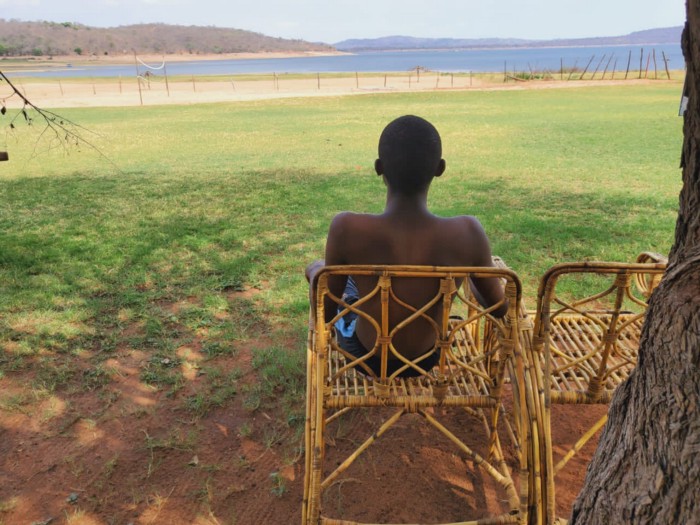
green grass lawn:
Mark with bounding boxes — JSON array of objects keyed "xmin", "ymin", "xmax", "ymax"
[{"xmin": 0, "ymin": 82, "xmax": 684, "ymax": 431}]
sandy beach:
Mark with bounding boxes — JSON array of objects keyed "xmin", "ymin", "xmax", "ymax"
[{"xmin": 2, "ymin": 71, "xmax": 671, "ymax": 109}]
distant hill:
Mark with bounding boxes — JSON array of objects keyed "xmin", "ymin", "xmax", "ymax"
[
  {"xmin": 335, "ymin": 26, "xmax": 683, "ymax": 51},
  {"xmin": 0, "ymin": 19, "xmax": 334, "ymax": 57}
]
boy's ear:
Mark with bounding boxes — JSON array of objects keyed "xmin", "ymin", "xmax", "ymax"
[
  {"xmin": 434, "ymin": 159, "xmax": 446, "ymax": 177},
  {"xmin": 374, "ymin": 159, "xmax": 383, "ymax": 176}
]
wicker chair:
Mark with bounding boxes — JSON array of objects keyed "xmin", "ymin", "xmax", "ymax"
[
  {"xmin": 302, "ymin": 265, "xmax": 536, "ymax": 525},
  {"xmin": 527, "ymin": 254, "xmax": 667, "ymax": 524}
]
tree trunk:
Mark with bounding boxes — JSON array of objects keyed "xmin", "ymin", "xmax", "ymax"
[{"xmin": 570, "ymin": 3, "xmax": 700, "ymax": 524}]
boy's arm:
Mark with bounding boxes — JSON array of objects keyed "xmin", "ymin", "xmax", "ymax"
[
  {"xmin": 461, "ymin": 217, "xmax": 508, "ymax": 318},
  {"xmin": 307, "ymin": 214, "xmax": 350, "ymax": 323},
  {"xmin": 324, "ymin": 214, "xmax": 350, "ymax": 322},
  {"xmin": 305, "ymin": 260, "xmax": 325, "ymax": 285},
  {"xmin": 305, "ymin": 259, "xmax": 325, "ymax": 315}
]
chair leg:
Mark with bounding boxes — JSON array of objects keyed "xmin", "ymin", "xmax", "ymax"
[
  {"xmin": 308, "ymin": 350, "xmax": 330, "ymax": 523},
  {"xmin": 303, "ymin": 330, "xmax": 325, "ymax": 524},
  {"xmin": 302, "ymin": 340, "xmax": 314, "ymax": 524},
  {"xmin": 553, "ymin": 413, "xmax": 608, "ymax": 477},
  {"xmin": 310, "ymin": 403, "xmax": 328, "ymax": 523}
]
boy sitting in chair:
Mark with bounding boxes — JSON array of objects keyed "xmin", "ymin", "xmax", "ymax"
[{"xmin": 306, "ymin": 115, "xmax": 505, "ymax": 377}]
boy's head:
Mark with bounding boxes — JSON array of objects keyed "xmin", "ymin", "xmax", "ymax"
[{"xmin": 375, "ymin": 115, "xmax": 445, "ymax": 194}]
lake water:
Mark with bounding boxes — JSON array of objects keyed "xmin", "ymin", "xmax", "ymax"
[{"xmin": 14, "ymin": 43, "xmax": 683, "ymax": 78}]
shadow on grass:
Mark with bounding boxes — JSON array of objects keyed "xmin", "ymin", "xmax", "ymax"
[{"xmin": 0, "ymin": 168, "xmax": 675, "ymax": 522}]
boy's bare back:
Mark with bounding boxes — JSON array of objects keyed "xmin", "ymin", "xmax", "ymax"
[{"xmin": 307, "ymin": 115, "xmax": 504, "ymax": 365}]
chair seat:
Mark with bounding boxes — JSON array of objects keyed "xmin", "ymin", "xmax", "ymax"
[
  {"xmin": 326, "ymin": 376, "xmax": 501, "ymax": 408},
  {"xmin": 325, "ymin": 318, "xmax": 499, "ymax": 407},
  {"xmin": 546, "ymin": 312, "xmax": 643, "ymax": 402}
]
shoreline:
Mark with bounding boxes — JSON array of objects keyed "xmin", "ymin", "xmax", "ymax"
[
  {"xmin": 1, "ymin": 50, "xmax": 351, "ymax": 70},
  {"xmin": 1, "ymin": 41, "xmax": 681, "ymax": 71}
]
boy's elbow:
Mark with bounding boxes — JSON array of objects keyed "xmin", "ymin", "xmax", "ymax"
[
  {"xmin": 492, "ymin": 298, "xmax": 509, "ymax": 319},
  {"xmin": 306, "ymin": 260, "xmax": 325, "ymax": 283}
]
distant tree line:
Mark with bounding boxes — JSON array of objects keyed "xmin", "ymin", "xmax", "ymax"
[{"xmin": 0, "ymin": 19, "xmax": 334, "ymax": 57}]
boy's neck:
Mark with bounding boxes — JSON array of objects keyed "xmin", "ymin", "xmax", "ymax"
[{"xmin": 383, "ymin": 188, "xmax": 431, "ymax": 217}]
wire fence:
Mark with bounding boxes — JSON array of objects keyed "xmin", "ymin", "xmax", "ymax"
[
  {"xmin": 503, "ymin": 47, "xmax": 673, "ymax": 82},
  {"xmin": 2, "ymin": 47, "xmax": 679, "ymax": 109}
]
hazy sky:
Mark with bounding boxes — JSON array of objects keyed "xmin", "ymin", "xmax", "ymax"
[{"xmin": 0, "ymin": 0, "xmax": 686, "ymax": 44}]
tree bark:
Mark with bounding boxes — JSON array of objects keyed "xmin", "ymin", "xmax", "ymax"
[{"xmin": 570, "ymin": 2, "xmax": 700, "ymax": 523}]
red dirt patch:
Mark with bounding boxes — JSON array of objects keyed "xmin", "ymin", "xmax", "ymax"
[{"xmin": 0, "ymin": 336, "xmax": 603, "ymax": 525}]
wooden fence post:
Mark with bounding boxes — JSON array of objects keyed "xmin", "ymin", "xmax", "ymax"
[
  {"xmin": 644, "ymin": 53, "xmax": 651, "ymax": 78},
  {"xmin": 163, "ymin": 58, "xmax": 170, "ymax": 96},
  {"xmin": 134, "ymin": 51, "xmax": 143, "ymax": 105},
  {"xmin": 625, "ymin": 49, "xmax": 632, "ymax": 79},
  {"xmin": 580, "ymin": 55, "xmax": 596, "ymax": 79},
  {"xmin": 601, "ymin": 54, "xmax": 614, "ymax": 80},
  {"xmin": 662, "ymin": 51, "xmax": 672, "ymax": 79},
  {"xmin": 591, "ymin": 54, "xmax": 606, "ymax": 79},
  {"xmin": 639, "ymin": 48, "xmax": 644, "ymax": 79}
]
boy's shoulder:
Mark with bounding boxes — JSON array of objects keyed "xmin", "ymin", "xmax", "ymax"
[
  {"xmin": 435, "ymin": 214, "xmax": 486, "ymax": 234},
  {"xmin": 437, "ymin": 213, "xmax": 481, "ymax": 225},
  {"xmin": 331, "ymin": 210, "xmax": 379, "ymax": 221},
  {"xmin": 328, "ymin": 211, "xmax": 381, "ymax": 231}
]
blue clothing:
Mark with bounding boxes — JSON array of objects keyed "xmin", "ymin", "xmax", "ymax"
[{"xmin": 335, "ymin": 276, "xmax": 359, "ymax": 338}]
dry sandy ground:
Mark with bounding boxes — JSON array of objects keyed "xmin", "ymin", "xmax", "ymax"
[
  {"xmin": 3, "ymin": 68, "xmax": 671, "ymax": 109},
  {"xmin": 0, "ymin": 324, "xmax": 605, "ymax": 525}
]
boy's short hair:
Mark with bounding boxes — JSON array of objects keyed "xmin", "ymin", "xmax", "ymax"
[{"xmin": 378, "ymin": 115, "xmax": 442, "ymax": 194}]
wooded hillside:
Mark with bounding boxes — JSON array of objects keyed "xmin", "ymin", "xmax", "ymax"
[{"xmin": 0, "ymin": 19, "xmax": 334, "ymax": 56}]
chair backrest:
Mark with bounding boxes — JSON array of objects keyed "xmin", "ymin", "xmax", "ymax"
[
  {"xmin": 532, "ymin": 260, "xmax": 667, "ymax": 403},
  {"xmin": 634, "ymin": 251, "xmax": 668, "ymax": 298},
  {"xmin": 305, "ymin": 265, "xmax": 533, "ymax": 525},
  {"xmin": 312, "ymin": 265, "xmax": 522, "ymax": 386}
]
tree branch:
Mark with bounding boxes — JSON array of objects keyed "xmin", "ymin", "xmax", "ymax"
[{"xmin": 0, "ymin": 70, "xmax": 117, "ymax": 168}]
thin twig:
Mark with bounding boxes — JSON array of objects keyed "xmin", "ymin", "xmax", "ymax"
[{"xmin": 0, "ymin": 71, "xmax": 120, "ymax": 170}]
